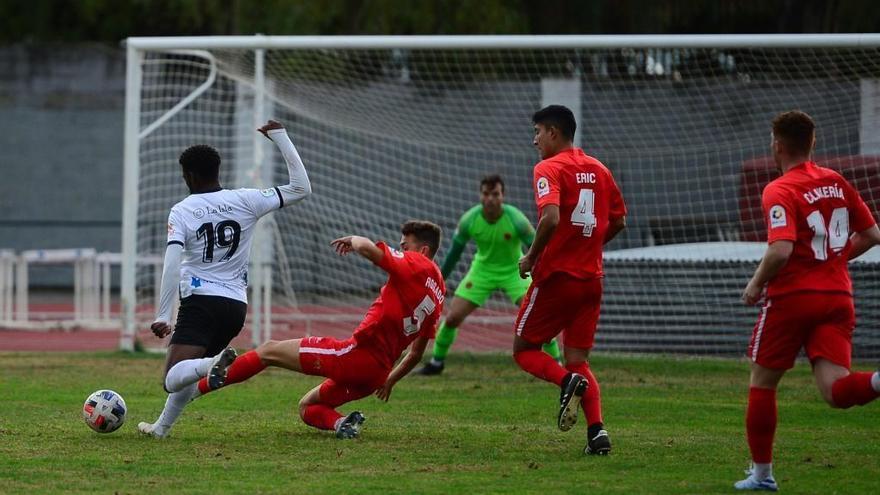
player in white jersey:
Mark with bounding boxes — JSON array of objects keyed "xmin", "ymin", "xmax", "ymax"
[{"xmin": 138, "ymin": 120, "xmax": 312, "ymax": 438}]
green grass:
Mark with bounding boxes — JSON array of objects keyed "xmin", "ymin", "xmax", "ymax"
[{"xmin": 0, "ymin": 352, "xmax": 878, "ymax": 494}]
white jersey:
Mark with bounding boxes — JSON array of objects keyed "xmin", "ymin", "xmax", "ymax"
[{"xmin": 166, "ymin": 187, "xmax": 282, "ymax": 303}]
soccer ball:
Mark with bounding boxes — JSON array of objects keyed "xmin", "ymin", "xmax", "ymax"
[{"xmin": 82, "ymin": 390, "xmax": 127, "ymax": 433}]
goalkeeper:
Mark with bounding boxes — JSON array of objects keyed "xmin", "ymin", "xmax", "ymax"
[{"xmin": 417, "ymin": 174, "xmax": 561, "ymax": 375}]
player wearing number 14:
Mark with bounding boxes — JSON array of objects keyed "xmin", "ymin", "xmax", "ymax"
[{"xmin": 735, "ymin": 111, "xmax": 880, "ymax": 491}]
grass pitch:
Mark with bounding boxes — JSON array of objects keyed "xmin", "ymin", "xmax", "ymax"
[{"xmin": 0, "ymin": 352, "xmax": 878, "ymax": 494}]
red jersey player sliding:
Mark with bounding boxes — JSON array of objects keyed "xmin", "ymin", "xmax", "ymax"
[
  {"xmin": 514, "ymin": 105, "xmax": 626, "ymax": 456},
  {"xmin": 735, "ymin": 111, "xmax": 880, "ymax": 491},
  {"xmin": 174, "ymin": 221, "xmax": 444, "ymax": 439}
]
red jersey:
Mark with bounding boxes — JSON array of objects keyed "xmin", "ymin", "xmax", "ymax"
[
  {"xmin": 531, "ymin": 148, "xmax": 627, "ymax": 284},
  {"xmin": 351, "ymin": 242, "xmax": 445, "ymax": 368},
  {"xmin": 763, "ymin": 161, "xmax": 876, "ymax": 298}
]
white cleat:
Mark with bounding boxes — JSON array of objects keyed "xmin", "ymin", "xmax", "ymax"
[
  {"xmin": 734, "ymin": 474, "xmax": 778, "ymax": 491},
  {"xmin": 137, "ymin": 421, "xmax": 169, "ymax": 439}
]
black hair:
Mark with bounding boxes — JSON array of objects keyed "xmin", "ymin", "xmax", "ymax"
[
  {"xmin": 179, "ymin": 144, "xmax": 221, "ymax": 181},
  {"xmin": 401, "ymin": 220, "xmax": 442, "ymax": 258},
  {"xmin": 532, "ymin": 105, "xmax": 576, "ymax": 142},
  {"xmin": 480, "ymin": 174, "xmax": 505, "ymax": 193}
]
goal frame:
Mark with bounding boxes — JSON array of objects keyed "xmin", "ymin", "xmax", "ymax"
[{"xmin": 121, "ymin": 33, "xmax": 880, "ymax": 351}]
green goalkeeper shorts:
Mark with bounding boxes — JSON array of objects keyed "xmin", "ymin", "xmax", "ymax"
[{"xmin": 454, "ymin": 266, "xmax": 531, "ymax": 307}]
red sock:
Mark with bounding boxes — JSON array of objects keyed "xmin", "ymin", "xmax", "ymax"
[
  {"xmin": 302, "ymin": 404, "xmax": 343, "ymax": 431},
  {"xmin": 197, "ymin": 350, "xmax": 267, "ymax": 394},
  {"xmin": 566, "ymin": 362, "xmax": 603, "ymax": 426},
  {"xmin": 514, "ymin": 349, "xmax": 568, "ymax": 386},
  {"xmin": 746, "ymin": 387, "xmax": 777, "ymax": 464},
  {"xmin": 831, "ymin": 372, "xmax": 879, "ymax": 408}
]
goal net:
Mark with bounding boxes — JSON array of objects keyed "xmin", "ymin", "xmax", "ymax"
[{"xmin": 122, "ymin": 35, "xmax": 880, "ymax": 357}]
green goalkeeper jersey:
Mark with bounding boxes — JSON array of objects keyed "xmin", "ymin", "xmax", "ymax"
[{"xmin": 441, "ymin": 204, "xmax": 535, "ymax": 277}]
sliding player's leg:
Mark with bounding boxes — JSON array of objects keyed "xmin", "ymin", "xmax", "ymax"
[{"xmin": 299, "ymin": 381, "xmax": 369, "ymax": 439}]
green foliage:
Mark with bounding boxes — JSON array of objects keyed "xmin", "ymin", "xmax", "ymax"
[
  {"xmin": 1, "ymin": 352, "xmax": 879, "ymax": 493},
  {"xmin": 2, "ymin": 0, "xmax": 880, "ymax": 43}
]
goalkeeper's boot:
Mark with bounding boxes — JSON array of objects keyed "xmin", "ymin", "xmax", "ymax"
[
  {"xmin": 734, "ymin": 474, "xmax": 778, "ymax": 492},
  {"xmin": 558, "ymin": 372, "xmax": 587, "ymax": 431},
  {"xmin": 415, "ymin": 360, "xmax": 444, "ymax": 376},
  {"xmin": 584, "ymin": 429, "xmax": 612, "ymax": 455},
  {"xmin": 137, "ymin": 421, "xmax": 169, "ymax": 439},
  {"xmin": 335, "ymin": 411, "xmax": 366, "ymax": 439}
]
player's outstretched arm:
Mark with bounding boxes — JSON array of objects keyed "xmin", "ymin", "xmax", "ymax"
[
  {"xmin": 439, "ymin": 239, "xmax": 465, "ymax": 279},
  {"xmin": 375, "ymin": 335, "xmax": 430, "ymax": 402},
  {"xmin": 330, "ymin": 235, "xmax": 384, "ymax": 264},
  {"xmin": 848, "ymin": 224, "xmax": 880, "ymax": 260},
  {"xmin": 151, "ymin": 243, "xmax": 184, "ymax": 338},
  {"xmin": 258, "ymin": 120, "xmax": 312, "ymax": 205}
]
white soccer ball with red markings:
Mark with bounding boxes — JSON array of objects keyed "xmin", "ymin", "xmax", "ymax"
[{"xmin": 82, "ymin": 390, "xmax": 127, "ymax": 433}]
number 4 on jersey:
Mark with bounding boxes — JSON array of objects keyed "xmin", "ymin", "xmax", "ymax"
[{"xmin": 571, "ymin": 188, "xmax": 597, "ymax": 237}]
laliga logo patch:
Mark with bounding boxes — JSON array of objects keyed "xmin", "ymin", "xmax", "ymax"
[
  {"xmin": 769, "ymin": 205, "xmax": 787, "ymax": 228},
  {"xmin": 391, "ymin": 249, "xmax": 405, "ymax": 258},
  {"xmin": 260, "ymin": 188, "xmax": 275, "ymax": 197},
  {"xmin": 537, "ymin": 177, "xmax": 550, "ymax": 198}
]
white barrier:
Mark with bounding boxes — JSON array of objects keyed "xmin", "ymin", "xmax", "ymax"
[
  {"xmin": 15, "ymin": 248, "xmax": 98, "ymax": 324},
  {"xmin": 0, "ymin": 250, "xmax": 14, "ymax": 322},
  {"xmin": 95, "ymin": 252, "xmax": 163, "ymax": 323}
]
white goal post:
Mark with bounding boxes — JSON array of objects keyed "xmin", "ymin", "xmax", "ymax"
[{"xmin": 122, "ymin": 34, "xmax": 880, "ymax": 356}]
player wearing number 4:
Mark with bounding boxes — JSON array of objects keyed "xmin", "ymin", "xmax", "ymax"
[
  {"xmin": 138, "ymin": 120, "xmax": 312, "ymax": 438},
  {"xmin": 189, "ymin": 221, "xmax": 444, "ymax": 439},
  {"xmin": 514, "ymin": 105, "xmax": 626, "ymax": 456},
  {"xmin": 735, "ymin": 111, "xmax": 880, "ymax": 491},
  {"xmin": 415, "ymin": 174, "xmax": 561, "ymax": 376}
]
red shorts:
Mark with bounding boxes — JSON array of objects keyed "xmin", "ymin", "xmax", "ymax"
[
  {"xmin": 298, "ymin": 336, "xmax": 390, "ymax": 407},
  {"xmin": 748, "ymin": 292, "xmax": 855, "ymax": 370},
  {"xmin": 514, "ymin": 273, "xmax": 603, "ymax": 349}
]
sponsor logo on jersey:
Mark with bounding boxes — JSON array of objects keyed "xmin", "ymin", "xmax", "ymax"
[
  {"xmin": 769, "ymin": 205, "xmax": 787, "ymax": 228},
  {"xmin": 194, "ymin": 208, "xmax": 205, "ymax": 219},
  {"xmin": 537, "ymin": 177, "xmax": 550, "ymax": 198},
  {"xmin": 260, "ymin": 188, "xmax": 275, "ymax": 197}
]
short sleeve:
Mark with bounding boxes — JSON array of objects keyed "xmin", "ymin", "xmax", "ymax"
[
  {"xmin": 845, "ymin": 181, "xmax": 877, "ymax": 233},
  {"xmin": 239, "ymin": 188, "xmax": 282, "ymax": 218},
  {"xmin": 762, "ymin": 184, "xmax": 797, "ymax": 243},
  {"xmin": 533, "ymin": 161, "xmax": 560, "ymax": 210},
  {"xmin": 607, "ymin": 172, "xmax": 627, "ymax": 219},
  {"xmin": 166, "ymin": 208, "xmax": 186, "ymax": 246},
  {"xmin": 374, "ymin": 241, "xmax": 411, "ymax": 278}
]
